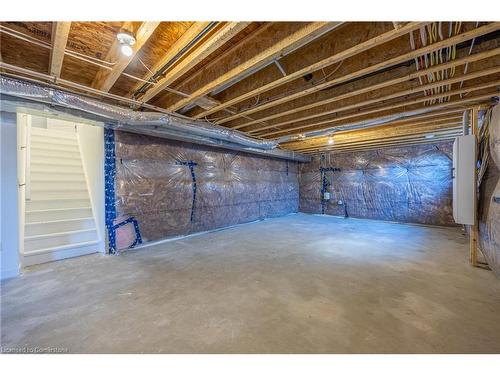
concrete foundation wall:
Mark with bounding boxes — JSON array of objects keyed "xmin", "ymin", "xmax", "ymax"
[
  {"xmin": 113, "ymin": 131, "xmax": 299, "ymax": 247},
  {"xmin": 298, "ymin": 142, "xmax": 455, "ymax": 226}
]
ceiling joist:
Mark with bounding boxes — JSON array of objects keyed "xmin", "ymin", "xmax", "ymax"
[
  {"xmin": 194, "ymin": 22, "xmax": 426, "ymax": 121},
  {"xmin": 49, "ymin": 22, "xmax": 71, "ymax": 78},
  {"xmin": 2, "ymin": 21, "xmax": 498, "ymax": 154},
  {"xmin": 232, "ymin": 48, "xmax": 500, "ymax": 131},
  {"xmin": 137, "ymin": 22, "xmax": 251, "ymax": 103},
  {"xmin": 261, "ymin": 84, "xmax": 499, "ymax": 138},
  {"xmin": 246, "ymin": 65, "xmax": 500, "ymax": 134},
  {"xmin": 92, "ymin": 22, "xmax": 160, "ymax": 92},
  {"xmin": 166, "ymin": 22, "xmax": 343, "ymax": 112},
  {"xmin": 216, "ymin": 22, "xmax": 500, "ymax": 126}
]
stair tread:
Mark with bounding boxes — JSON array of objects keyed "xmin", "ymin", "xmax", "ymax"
[
  {"xmin": 26, "ymin": 207, "xmax": 92, "ymax": 213},
  {"xmin": 25, "ymin": 228, "xmax": 97, "ymax": 241},
  {"xmin": 25, "ymin": 217, "xmax": 94, "ymax": 226},
  {"xmin": 23, "ymin": 240, "xmax": 100, "ymax": 256}
]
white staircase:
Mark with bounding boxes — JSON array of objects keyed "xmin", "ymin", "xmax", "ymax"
[{"xmin": 23, "ymin": 126, "xmax": 100, "ymax": 266}]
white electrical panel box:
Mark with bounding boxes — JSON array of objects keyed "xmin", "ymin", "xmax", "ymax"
[{"xmin": 452, "ymin": 135, "xmax": 476, "ymax": 225}]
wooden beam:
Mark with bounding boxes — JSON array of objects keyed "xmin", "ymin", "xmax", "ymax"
[
  {"xmin": 281, "ymin": 111, "xmax": 465, "ymax": 147},
  {"xmin": 167, "ymin": 22, "xmax": 343, "ymax": 112},
  {"xmin": 289, "ymin": 120, "xmax": 463, "ymax": 149},
  {"xmin": 259, "ymin": 82, "xmax": 500, "ymax": 138},
  {"xmin": 127, "ymin": 22, "xmax": 212, "ymax": 97},
  {"xmin": 138, "ymin": 22, "xmax": 251, "ymax": 102},
  {"xmin": 49, "ymin": 22, "xmax": 71, "ymax": 77},
  {"xmin": 231, "ymin": 48, "xmax": 500, "ymax": 130},
  {"xmin": 244, "ymin": 65, "xmax": 500, "ymax": 133},
  {"xmin": 297, "ymin": 132, "xmax": 462, "ymax": 154},
  {"xmin": 290, "ymin": 126, "xmax": 463, "ymax": 152},
  {"xmin": 286, "ymin": 117, "xmax": 464, "ymax": 150},
  {"xmin": 194, "ymin": 22, "xmax": 425, "ymax": 120},
  {"xmin": 251, "ymin": 68, "xmax": 500, "ymax": 134},
  {"xmin": 215, "ymin": 22, "xmax": 500, "ymax": 125},
  {"xmin": 92, "ymin": 22, "xmax": 160, "ymax": 92},
  {"xmin": 302, "ymin": 136, "xmax": 458, "ymax": 155}
]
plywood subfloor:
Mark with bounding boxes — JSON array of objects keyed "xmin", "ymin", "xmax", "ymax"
[{"xmin": 2, "ymin": 213, "xmax": 500, "ymax": 353}]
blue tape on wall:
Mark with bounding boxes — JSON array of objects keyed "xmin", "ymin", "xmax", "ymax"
[
  {"xmin": 112, "ymin": 216, "xmax": 143, "ymax": 248},
  {"xmin": 177, "ymin": 160, "xmax": 198, "ymax": 222},
  {"xmin": 319, "ymin": 167, "xmax": 341, "ymax": 214},
  {"xmin": 104, "ymin": 128, "xmax": 117, "ymax": 254},
  {"xmin": 105, "ymin": 128, "xmax": 143, "ymax": 253}
]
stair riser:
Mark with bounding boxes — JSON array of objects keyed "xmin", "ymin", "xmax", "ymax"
[
  {"xmin": 26, "ymin": 207, "xmax": 93, "ymax": 222},
  {"xmin": 31, "ymin": 128, "xmax": 77, "ymax": 140},
  {"xmin": 31, "ymin": 172, "xmax": 86, "ymax": 182},
  {"xmin": 30, "ymin": 140, "xmax": 78, "ymax": 152},
  {"xmin": 31, "ymin": 163, "xmax": 84, "ymax": 174},
  {"xmin": 30, "ymin": 190, "xmax": 89, "ymax": 200},
  {"xmin": 31, "ymin": 149, "xmax": 81, "ymax": 160},
  {"xmin": 46, "ymin": 124, "xmax": 76, "ymax": 132},
  {"xmin": 30, "ymin": 181, "xmax": 88, "ymax": 191},
  {"xmin": 31, "ymin": 156, "xmax": 82, "ymax": 166},
  {"xmin": 25, "ymin": 218, "xmax": 95, "ymax": 236},
  {"xmin": 26, "ymin": 199, "xmax": 91, "ymax": 211},
  {"xmin": 25, "ymin": 229, "xmax": 98, "ymax": 252},
  {"xmin": 23, "ymin": 242, "xmax": 100, "ymax": 267},
  {"xmin": 31, "ymin": 137, "xmax": 78, "ymax": 148}
]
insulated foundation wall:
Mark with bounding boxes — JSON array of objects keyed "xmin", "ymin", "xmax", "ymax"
[
  {"xmin": 478, "ymin": 104, "xmax": 500, "ymax": 277},
  {"xmin": 298, "ymin": 142, "xmax": 455, "ymax": 226},
  {"xmin": 112, "ymin": 131, "xmax": 299, "ymax": 247}
]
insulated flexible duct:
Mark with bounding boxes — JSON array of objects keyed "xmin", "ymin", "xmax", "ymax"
[{"xmin": 0, "ymin": 76, "xmax": 278, "ymax": 151}]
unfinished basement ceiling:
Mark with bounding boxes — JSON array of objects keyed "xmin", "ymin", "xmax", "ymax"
[{"xmin": 0, "ymin": 21, "xmax": 499, "ymax": 153}]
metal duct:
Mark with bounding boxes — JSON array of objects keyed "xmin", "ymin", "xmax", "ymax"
[
  {"xmin": 0, "ymin": 76, "xmax": 310, "ymax": 162},
  {"xmin": 0, "ymin": 76, "xmax": 278, "ymax": 150}
]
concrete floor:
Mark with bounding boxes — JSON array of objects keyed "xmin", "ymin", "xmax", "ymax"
[{"xmin": 2, "ymin": 213, "xmax": 500, "ymax": 353}]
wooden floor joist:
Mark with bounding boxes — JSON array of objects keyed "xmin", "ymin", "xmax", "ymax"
[
  {"xmin": 2, "ymin": 21, "xmax": 499, "ymax": 157},
  {"xmin": 137, "ymin": 22, "xmax": 251, "ymax": 103},
  {"xmin": 92, "ymin": 22, "xmax": 160, "ymax": 92},
  {"xmin": 286, "ymin": 118, "xmax": 464, "ymax": 150},
  {"xmin": 260, "ymin": 83, "xmax": 500, "ymax": 138},
  {"xmin": 301, "ymin": 136, "xmax": 459, "ymax": 155},
  {"xmin": 215, "ymin": 22, "xmax": 500, "ymax": 126},
  {"xmin": 166, "ymin": 22, "xmax": 342, "ymax": 112},
  {"xmin": 230, "ymin": 48, "xmax": 500, "ymax": 130},
  {"xmin": 289, "ymin": 126, "xmax": 463, "ymax": 152},
  {"xmin": 49, "ymin": 22, "xmax": 71, "ymax": 78},
  {"xmin": 193, "ymin": 22, "xmax": 426, "ymax": 120},
  {"xmin": 243, "ymin": 66, "xmax": 500, "ymax": 133},
  {"xmin": 126, "ymin": 22, "xmax": 212, "ymax": 97},
  {"xmin": 281, "ymin": 113, "xmax": 465, "ymax": 147}
]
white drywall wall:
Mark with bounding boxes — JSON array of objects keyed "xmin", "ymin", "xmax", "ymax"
[
  {"xmin": 76, "ymin": 123, "xmax": 105, "ymax": 252},
  {"xmin": 1, "ymin": 111, "xmax": 20, "ymax": 279}
]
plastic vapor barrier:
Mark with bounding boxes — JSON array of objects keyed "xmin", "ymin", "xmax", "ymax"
[
  {"xmin": 111, "ymin": 131, "xmax": 299, "ymax": 249},
  {"xmin": 298, "ymin": 142, "xmax": 456, "ymax": 226},
  {"xmin": 478, "ymin": 104, "xmax": 500, "ymax": 277}
]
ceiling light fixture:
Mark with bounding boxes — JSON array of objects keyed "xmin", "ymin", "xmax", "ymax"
[
  {"xmin": 328, "ymin": 137, "xmax": 334, "ymax": 145},
  {"xmin": 117, "ymin": 31, "xmax": 136, "ymax": 57},
  {"xmin": 120, "ymin": 44, "xmax": 133, "ymax": 57}
]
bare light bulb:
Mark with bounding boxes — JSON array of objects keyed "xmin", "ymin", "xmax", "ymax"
[
  {"xmin": 328, "ymin": 137, "xmax": 334, "ymax": 145},
  {"xmin": 121, "ymin": 44, "xmax": 133, "ymax": 57}
]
